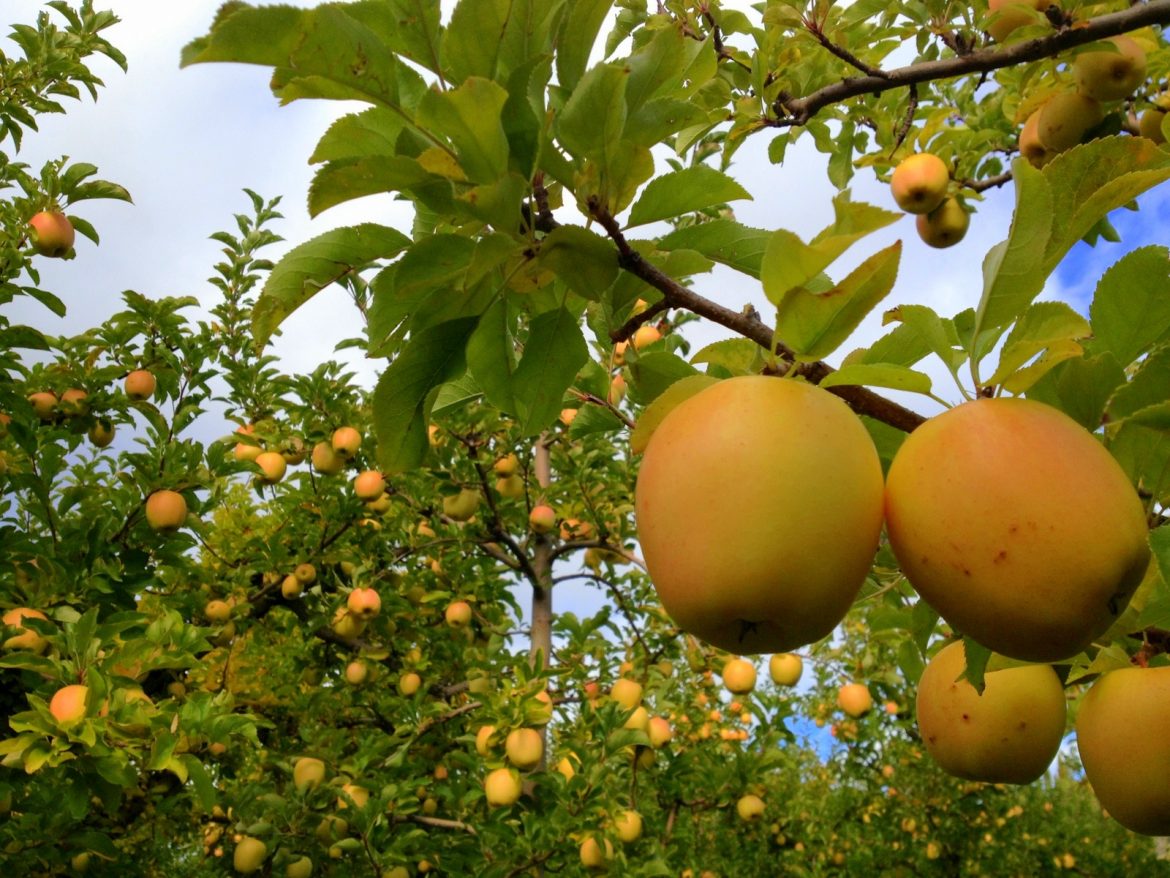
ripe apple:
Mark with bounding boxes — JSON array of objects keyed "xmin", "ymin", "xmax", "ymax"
[
  {"xmin": 610, "ymin": 678, "xmax": 643, "ymax": 710},
  {"xmin": 613, "ymin": 341, "xmax": 628, "ymax": 365},
  {"xmin": 1037, "ymin": 92, "xmax": 1103, "ymax": 153},
  {"xmin": 615, "ymin": 810, "xmax": 642, "ymax": 843},
  {"xmin": 294, "ymin": 563, "xmax": 317, "ymax": 584},
  {"xmin": 494, "ymin": 454, "xmax": 519, "ymax": 476},
  {"xmin": 311, "ymin": 441, "xmax": 343, "ymax": 475},
  {"xmin": 399, "ymin": 671, "xmax": 422, "ymax": 696},
  {"xmin": 632, "ymin": 325, "xmax": 661, "ymax": 349},
  {"xmin": 88, "ymin": 419, "xmax": 115, "ymax": 448},
  {"xmin": 884, "ymin": 398, "xmax": 1150, "ymax": 662},
  {"xmin": 495, "ymin": 474, "xmax": 525, "ymax": 498},
  {"xmin": 1019, "ymin": 109, "xmax": 1053, "ymax": 168},
  {"xmin": 254, "ymin": 451, "xmax": 287, "ymax": 484},
  {"xmin": 27, "ymin": 391, "xmax": 57, "ymax": 421},
  {"xmin": 347, "ymin": 587, "xmax": 381, "ymax": 618},
  {"xmin": 353, "ymin": 470, "xmax": 386, "ymax": 500},
  {"xmin": 837, "ymin": 683, "xmax": 872, "ymax": 718},
  {"xmin": 145, "ymin": 490, "xmax": 188, "ymax": 532},
  {"xmin": 579, "ymin": 836, "xmax": 613, "ymax": 871},
  {"xmin": 916, "ymin": 197, "xmax": 969, "ymax": 249},
  {"xmin": 331, "ymin": 426, "xmax": 361, "ymax": 459},
  {"xmin": 484, "ymin": 767, "xmax": 522, "ymax": 807},
  {"xmin": 315, "ymin": 815, "xmax": 348, "ymax": 842},
  {"xmin": 233, "ymin": 836, "xmax": 267, "ymax": 874},
  {"xmin": 556, "ymin": 755, "xmax": 577, "ymax": 779},
  {"xmin": 3, "ymin": 607, "xmax": 49, "ymax": 653},
  {"xmin": 49, "ymin": 684, "xmax": 88, "ymax": 727},
  {"xmin": 1139, "ymin": 107, "xmax": 1167, "ymax": 144},
  {"xmin": 27, "ymin": 210, "xmax": 75, "ymax": 257},
  {"xmin": 337, "ymin": 782, "xmax": 369, "ymax": 809},
  {"xmin": 769, "ymin": 653, "xmax": 803, "ymax": 687},
  {"xmin": 331, "ymin": 607, "xmax": 365, "ymax": 639},
  {"xmin": 293, "ymin": 756, "xmax": 327, "ymax": 791},
  {"xmin": 722, "ymin": 658, "xmax": 757, "ymax": 694},
  {"xmin": 475, "ymin": 724, "xmax": 498, "ymax": 756},
  {"xmin": 1076, "ymin": 666, "xmax": 1170, "ymax": 835},
  {"xmin": 889, "ymin": 153, "xmax": 949, "ymax": 214},
  {"xmin": 986, "ymin": 0, "xmax": 1049, "ymax": 43},
  {"xmin": 916, "ymin": 641, "xmax": 1065, "ymax": 784},
  {"xmin": 445, "ymin": 600, "xmax": 472, "ymax": 628},
  {"xmin": 505, "ymin": 727, "xmax": 544, "ymax": 770},
  {"xmin": 281, "ymin": 574, "xmax": 303, "ymax": 599},
  {"xmin": 736, "ymin": 793, "xmax": 765, "ymax": 822},
  {"xmin": 344, "ymin": 661, "xmax": 368, "ymax": 685},
  {"xmin": 648, "ymin": 716, "xmax": 673, "ymax": 748},
  {"xmin": 1074, "ymin": 35, "xmax": 1147, "ymax": 102},
  {"xmin": 608, "ymin": 374, "xmax": 627, "ymax": 406},
  {"xmin": 559, "ymin": 408, "xmax": 578, "ymax": 426},
  {"xmin": 205, "ymin": 600, "xmax": 232, "ymax": 624},
  {"xmin": 286, "ymin": 856, "xmax": 313, "ymax": 878},
  {"xmin": 124, "ymin": 369, "xmax": 156, "ymax": 401},
  {"xmin": 529, "ymin": 504, "xmax": 556, "ymax": 533},
  {"xmin": 58, "ymin": 388, "xmax": 88, "ymax": 416},
  {"xmin": 635, "ymin": 376, "xmax": 884, "ymax": 654},
  {"xmin": 442, "ymin": 488, "xmax": 480, "ymax": 521}
]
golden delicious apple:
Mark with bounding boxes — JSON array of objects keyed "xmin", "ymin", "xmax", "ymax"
[
  {"xmin": 559, "ymin": 408, "xmax": 578, "ymax": 426},
  {"xmin": 1037, "ymin": 92, "xmax": 1103, "ymax": 153},
  {"xmin": 281, "ymin": 575, "xmax": 303, "ymax": 599},
  {"xmin": 916, "ymin": 641, "xmax": 1065, "ymax": 783},
  {"xmin": 442, "ymin": 488, "xmax": 480, "ymax": 521},
  {"xmin": 1019, "ymin": 109, "xmax": 1054, "ymax": 168},
  {"xmin": 484, "ymin": 767, "xmax": 522, "ymax": 806},
  {"xmin": 610, "ymin": 678, "xmax": 643, "ymax": 710},
  {"xmin": 475, "ymin": 724, "xmax": 498, "ymax": 756},
  {"xmin": 916, "ymin": 197, "xmax": 969, "ymax": 249},
  {"xmin": 144, "ymin": 490, "xmax": 188, "ymax": 532},
  {"xmin": 505, "ymin": 728, "xmax": 544, "ymax": 770},
  {"xmin": 495, "ymin": 474, "xmax": 525, "ymax": 499},
  {"xmin": 580, "ymin": 836, "xmax": 613, "ymax": 871},
  {"xmin": 528, "ymin": 504, "xmax": 556, "ymax": 533},
  {"xmin": 399, "ymin": 671, "xmax": 422, "ymax": 696},
  {"xmin": 58, "ymin": 388, "xmax": 88, "ymax": 416},
  {"xmin": 293, "ymin": 757, "xmax": 326, "ymax": 791},
  {"xmin": 353, "ymin": 470, "xmax": 386, "ymax": 500},
  {"xmin": 49, "ymin": 684, "xmax": 88, "ymax": 726},
  {"xmin": 294, "ymin": 563, "xmax": 317, "ymax": 584},
  {"xmin": 3, "ymin": 607, "xmax": 49, "ymax": 653},
  {"xmin": 885, "ymin": 398, "xmax": 1150, "ymax": 662},
  {"xmin": 647, "ymin": 716, "xmax": 673, "ymax": 748},
  {"xmin": 1074, "ymin": 35, "xmax": 1147, "ymax": 102},
  {"xmin": 124, "ymin": 369, "xmax": 156, "ymax": 401},
  {"xmin": 311, "ymin": 441, "xmax": 343, "ymax": 475},
  {"xmin": 331, "ymin": 426, "xmax": 361, "ymax": 459},
  {"xmin": 494, "ymin": 454, "xmax": 519, "ymax": 476},
  {"xmin": 769, "ymin": 653, "xmax": 803, "ymax": 687},
  {"xmin": 615, "ymin": 810, "xmax": 642, "ymax": 843},
  {"xmin": 632, "ymin": 325, "xmax": 661, "ymax": 349},
  {"xmin": 736, "ymin": 794, "xmax": 765, "ymax": 821},
  {"xmin": 445, "ymin": 600, "xmax": 472, "ymax": 628},
  {"xmin": 347, "ymin": 587, "xmax": 381, "ymax": 618},
  {"xmin": 27, "ymin": 391, "xmax": 57, "ymax": 421},
  {"xmin": 889, "ymin": 153, "xmax": 950, "ymax": 214},
  {"xmin": 837, "ymin": 683, "xmax": 872, "ymax": 717},
  {"xmin": 1077, "ymin": 666, "xmax": 1170, "ymax": 835},
  {"xmin": 28, "ymin": 210, "xmax": 75, "ymax": 257},
  {"xmin": 286, "ymin": 856, "xmax": 313, "ymax": 878},
  {"xmin": 635, "ymin": 376, "xmax": 884, "ymax": 654},
  {"xmin": 88, "ymin": 419, "xmax": 115, "ymax": 448},
  {"xmin": 986, "ymin": 0, "xmax": 1050, "ymax": 43},
  {"xmin": 722, "ymin": 658, "xmax": 757, "ymax": 694},
  {"xmin": 233, "ymin": 837, "xmax": 267, "ymax": 874},
  {"xmin": 1140, "ymin": 107, "xmax": 1167, "ymax": 144},
  {"xmin": 331, "ymin": 607, "xmax": 365, "ymax": 639},
  {"xmin": 344, "ymin": 661, "xmax": 368, "ymax": 685},
  {"xmin": 337, "ymin": 782, "xmax": 369, "ymax": 810},
  {"xmin": 254, "ymin": 451, "xmax": 287, "ymax": 484}
]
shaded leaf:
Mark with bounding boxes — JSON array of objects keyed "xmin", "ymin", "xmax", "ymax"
[{"xmin": 627, "ymin": 165, "xmax": 751, "ymax": 228}]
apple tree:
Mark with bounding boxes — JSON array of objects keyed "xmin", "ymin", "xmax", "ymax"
[{"xmin": 3, "ymin": 0, "xmax": 1170, "ymax": 876}]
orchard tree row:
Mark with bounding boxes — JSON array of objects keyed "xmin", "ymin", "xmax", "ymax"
[{"xmin": 2, "ymin": 1, "xmax": 1170, "ymax": 877}]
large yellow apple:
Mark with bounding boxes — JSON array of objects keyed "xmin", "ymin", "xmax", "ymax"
[
  {"xmin": 233, "ymin": 836, "xmax": 267, "ymax": 874},
  {"xmin": 885, "ymin": 398, "xmax": 1150, "ymax": 661},
  {"xmin": 986, "ymin": 0, "xmax": 1049, "ymax": 43},
  {"xmin": 889, "ymin": 153, "xmax": 950, "ymax": 214},
  {"xmin": 484, "ymin": 767, "xmax": 522, "ymax": 806},
  {"xmin": 49, "ymin": 684, "xmax": 88, "ymax": 727},
  {"xmin": 28, "ymin": 210, "xmax": 75, "ymax": 258},
  {"xmin": 615, "ymin": 810, "xmax": 642, "ymax": 843},
  {"xmin": 635, "ymin": 376, "xmax": 884, "ymax": 654},
  {"xmin": 286, "ymin": 856, "xmax": 313, "ymax": 878},
  {"xmin": 1037, "ymin": 92, "xmax": 1103, "ymax": 153},
  {"xmin": 1074, "ymin": 35, "xmax": 1147, "ymax": 102},
  {"xmin": 442, "ymin": 488, "xmax": 480, "ymax": 521},
  {"xmin": 1076, "ymin": 666, "xmax": 1170, "ymax": 835},
  {"xmin": 579, "ymin": 836, "xmax": 613, "ymax": 871},
  {"xmin": 3, "ymin": 607, "xmax": 49, "ymax": 653},
  {"xmin": 610, "ymin": 678, "xmax": 642, "ymax": 710},
  {"xmin": 721, "ymin": 658, "xmax": 757, "ymax": 694},
  {"xmin": 837, "ymin": 683, "xmax": 872, "ymax": 718},
  {"xmin": 769, "ymin": 653, "xmax": 803, "ymax": 687},
  {"xmin": 124, "ymin": 369, "xmax": 156, "ymax": 401},
  {"xmin": 505, "ymin": 728, "xmax": 543, "ymax": 770},
  {"xmin": 311, "ymin": 441, "xmax": 343, "ymax": 475},
  {"xmin": 736, "ymin": 793, "xmax": 765, "ymax": 822},
  {"xmin": 916, "ymin": 641, "xmax": 1065, "ymax": 784},
  {"xmin": 916, "ymin": 197, "xmax": 969, "ymax": 249},
  {"xmin": 293, "ymin": 757, "xmax": 327, "ymax": 791},
  {"xmin": 144, "ymin": 490, "xmax": 188, "ymax": 532}
]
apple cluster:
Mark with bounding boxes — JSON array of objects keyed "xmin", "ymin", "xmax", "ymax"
[{"xmin": 889, "ymin": 153, "xmax": 970, "ymax": 250}]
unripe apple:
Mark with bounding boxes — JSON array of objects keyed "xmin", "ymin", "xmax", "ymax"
[
  {"xmin": 769, "ymin": 653, "xmax": 803, "ymax": 687},
  {"xmin": 916, "ymin": 197, "xmax": 969, "ymax": 249},
  {"xmin": 647, "ymin": 716, "xmax": 673, "ymax": 748},
  {"xmin": 635, "ymin": 376, "xmax": 883, "ymax": 654},
  {"xmin": 529, "ymin": 504, "xmax": 556, "ymax": 533},
  {"xmin": 722, "ymin": 658, "xmax": 757, "ymax": 694},
  {"xmin": 3, "ymin": 607, "xmax": 49, "ymax": 653},
  {"xmin": 475, "ymin": 724, "xmax": 498, "ymax": 756},
  {"xmin": 736, "ymin": 793, "xmax": 765, "ymax": 822},
  {"xmin": 1037, "ymin": 92, "xmax": 1103, "ymax": 154},
  {"xmin": 885, "ymin": 398, "xmax": 1149, "ymax": 662},
  {"xmin": 293, "ymin": 756, "xmax": 327, "ymax": 791},
  {"xmin": 580, "ymin": 836, "xmax": 613, "ymax": 871},
  {"xmin": 916, "ymin": 641, "xmax": 1065, "ymax": 784},
  {"xmin": 344, "ymin": 660, "xmax": 368, "ymax": 685},
  {"xmin": 331, "ymin": 607, "xmax": 365, "ymax": 639},
  {"xmin": 632, "ymin": 325, "xmax": 661, "ymax": 349},
  {"xmin": 889, "ymin": 153, "xmax": 950, "ymax": 214},
  {"xmin": 331, "ymin": 426, "xmax": 361, "ymax": 459},
  {"xmin": 1139, "ymin": 107, "xmax": 1167, "ymax": 143},
  {"xmin": 383, "ymin": 868, "xmax": 409, "ymax": 878},
  {"xmin": 442, "ymin": 488, "xmax": 480, "ymax": 521},
  {"xmin": 58, "ymin": 388, "xmax": 88, "ymax": 416},
  {"xmin": 145, "ymin": 490, "xmax": 188, "ymax": 532},
  {"xmin": 347, "ymin": 587, "xmax": 381, "ymax": 618},
  {"xmin": 311, "ymin": 441, "xmax": 343, "ymax": 475},
  {"xmin": 28, "ymin": 211, "xmax": 75, "ymax": 258},
  {"xmin": 233, "ymin": 836, "xmax": 267, "ymax": 874},
  {"xmin": 71, "ymin": 852, "xmax": 90, "ymax": 872},
  {"xmin": 837, "ymin": 683, "xmax": 872, "ymax": 718},
  {"xmin": 495, "ymin": 474, "xmax": 525, "ymax": 499},
  {"xmin": 445, "ymin": 600, "xmax": 472, "ymax": 628},
  {"xmin": 205, "ymin": 600, "xmax": 232, "ymax": 624},
  {"xmin": 286, "ymin": 855, "xmax": 313, "ymax": 878},
  {"xmin": 1077, "ymin": 666, "xmax": 1170, "ymax": 835},
  {"xmin": 399, "ymin": 671, "xmax": 422, "ymax": 695},
  {"xmin": 254, "ymin": 451, "xmax": 287, "ymax": 484},
  {"xmin": 1074, "ymin": 35, "xmax": 1147, "ymax": 102},
  {"xmin": 353, "ymin": 470, "xmax": 386, "ymax": 500},
  {"xmin": 615, "ymin": 810, "xmax": 642, "ymax": 843},
  {"xmin": 88, "ymin": 419, "xmax": 115, "ymax": 448},
  {"xmin": 1019, "ymin": 109, "xmax": 1053, "ymax": 168},
  {"xmin": 27, "ymin": 391, "xmax": 57, "ymax": 421},
  {"xmin": 610, "ymin": 678, "xmax": 642, "ymax": 710},
  {"xmin": 986, "ymin": 0, "xmax": 1049, "ymax": 43},
  {"xmin": 484, "ymin": 767, "xmax": 522, "ymax": 806},
  {"xmin": 50, "ymin": 684, "xmax": 89, "ymax": 727},
  {"xmin": 505, "ymin": 727, "xmax": 544, "ymax": 770},
  {"xmin": 315, "ymin": 815, "xmax": 348, "ymax": 842},
  {"xmin": 124, "ymin": 369, "xmax": 156, "ymax": 401},
  {"xmin": 494, "ymin": 453, "xmax": 519, "ymax": 476}
]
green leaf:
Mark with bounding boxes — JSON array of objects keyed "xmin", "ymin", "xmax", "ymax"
[
  {"xmin": 1026, "ymin": 353, "xmax": 1125, "ymax": 430},
  {"xmin": 556, "ymin": 62, "xmax": 628, "ymax": 163},
  {"xmin": 624, "ymin": 25, "xmax": 704, "ymax": 112},
  {"xmin": 627, "ymin": 165, "xmax": 751, "ymax": 228},
  {"xmin": 1152, "ymin": 526, "xmax": 1170, "ymax": 596},
  {"xmin": 820, "ymin": 363, "xmax": 932, "ymax": 395},
  {"xmin": 1088, "ymin": 245, "xmax": 1170, "ymax": 366},
  {"xmin": 309, "ymin": 108, "xmax": 407, "ymax": 163},
  {"xmin": 466, "ymin": 299, "xmax": 517, "ymax": 414},
  {"xmin": 348, "ymin": 0, "xmax": 443, "ymax": 74},
  {"xmin": 775, "ymin": 242, "xmax": 902, "ymax": 361},
  {"xmin": 959, "ymin": 638, "xmax": 992, "ymax": 695},
  {"xmin": 1109, "ymin": 348, "xmax": 1170, "ymax": 421},
  {"xmin": 627, "ymin": 351, "xmax": 701, "ymax": 406},
  {"xmin": 629, "ymin": 374, "xmax": 718, "ymax": 454},
  {"xmin": 987, "ymin": 301, "xmax": 1091, "ymax": 387},
  {"xmin": 373, "ymin": 318, "xmax": 480, "ymax": 474},
  {"xmin": 657, "ymin": 219, "xmax": 771, "ymax": 278},
  {"xmin": 1109, "ymin": 414, "xmax": 1170, "ymax": 504},
  {"xmin": 442, "ymin": 0, "xmax": 511, "ymax": 83},
  {"xmin": 689, "ymin": 339, "xmax": 765, "ymax": 376},
  {"xmin": 555, "ymin": 0, "xmax": 614, "ymax": 91},
  {"xmin": 417, "ymin": 78, "xmax": 511, "ymax": 184},
  {"xmin": 538, "ymin": 225, "xmax": 618, "ymax": 300},
  {"xmin": 308, "ymin": 156, "xmax": 434, "ymax": 217},
  {"xmin": 567, "ymin": 403, "xmax": 626, "ymax": 438},
  {"xmin": 512, "ymin": 308, "xmax": 589, "ymax": 433}
]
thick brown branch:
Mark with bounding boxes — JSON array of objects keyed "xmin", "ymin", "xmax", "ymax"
[{"xmin": 773, "ymin": 1, "xmax": 1170, "ymax": 127}]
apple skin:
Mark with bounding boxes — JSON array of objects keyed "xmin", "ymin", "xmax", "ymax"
[
  {"xmin": 124, "ymin": 370, "xmax": 156, "ymax": 400},
  {"xmin": 1019, "ymin": 109, "xmax": 1053, "ymax": 168},
  {"xmin": 632, "ymin": 325, "xmax": 661, "ymax": 349},
  {"xmin": 579, "ymin": 837, "xmax": 613, "ymax": 871},
  {"xmin": 889, "ymin": 153, "xmax": 950, "ymax": 214},
  {"xmin": 88, "ymin": 419, "xmax": 115, "ymax": 448},
  {"xmin": 615, "ymin": 810, "xmax": 642, "ymax": 843},
  {"xmin": 286, "ymin": 856, "xmax": 313, "ymax": 878},
  {"xmin": 475, "ymin": 724, "xmax": 498, "ymax": 756},
  {"xmin": 635, "ymin": 376, "xmax": 884, "ymax": 655},
  {"xmin": 233, "ymin": 836, "xmax": 267, "ymax": 874},
  {"xmin": 1037, "ymin": 92, "xmax": 1103, "ymax": 153},
  {"xmin": 1074, "ymin": 35, "xmax": 1147, "ymax": 102},
  {"xmin": 529, "ymin": 504, "xmax": 556, "ymax": 533},
  {"xmin": 293, "ymin": 757, "xmax": 326, "ymax": 791},
  {"xmin": 49, "ymin": 684, "xmax": 89, "ymax": 726},
  {"xmin": 610, "ymin": 678, "xmax": 642, "ymax": 710},
  {"xmin": 331, "ymin": 426, "xmax": 362, "ymax": 459},
  {"xmin": 647, "ymin": 716, "xmax": 673, "ymax": 748},
  {"xmin": 311, "ymin": 441, "xmax": 344, "ymax": 475},
  {"xmin": 445, "ymin": 600, "xmax": 472, "ymax": 628},
  {"xmin": 484, "ymin": 767, "xmax": 522, "ymax": 807},
  {"xmin": 837, "ymin": 683, "xmax": 872, "ymax": 718},
  {"xmin": 144, "ymin": 490, "xmax": 188, "ymax": 532},
  {"xmin": 505, "ymin": 728, "xmax": 544, "ymax": 770},
  {"xmin": 254, "ymin": 451, "xmax": 287, "ymax": 484},
  {"xmin": 721, "ymin": 659, "xmax": 757, "ymax": 694},
  {"xmin": 769, "ymin": 653, "xmax": 803, "ymax": 687},
  {"xmin": 28, "ymin": 211, "xmax": 75, "ymax": 258},
  {"xmin": 916, "ymin": 641, "xmax": 1065, "ymax": 784},
  {"xmin": 398, "ymin": 671, "xmax": 422, "ymax": 695},
  {"xmin": 736, "ymin": 794, "xmax": 765, "ymax": 822},
  {"xmin": 3, "ymin": 607, "xmax": 49, "ymax": 653},
  {"xmin": 885, "ymin": 398, "xmax": 1150, "ymax": 662},
  {"xmin": 1076, "ymin": 666, "xmax": 1170, "ymax": 835},
  {"xmin": 986, "ymin": 0, "xmax": 1049, "ymax": 43},
  {"xmin": 442, "ymin": 488, "xmax": 480, "ymax": 521},
  {"xmin": 347, "ymin": 587, "xmax": 381, "ymax": 618},
  {"xmin": 916, "ymin": 197, "xmax": 969, "ymax": 249},
  {"xmin": 27, "ymin": 391, "xmax": 58, "ymax": 421},
  {"xmin": 204, "ymin": 600, "xmax": 232, "ymax": 624},
  {"xmin": 353, "ymin": 470, "xmax": 386, "ymax": 500},
  {"xmin": 1139, "ymin": 108, "xmax": 1167, "ymax": 144}
]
